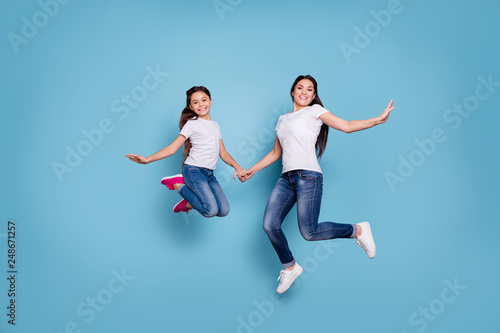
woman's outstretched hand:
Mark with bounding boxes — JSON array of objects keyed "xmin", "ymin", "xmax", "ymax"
[
  {"xmin": 378, "ymin": 100, "xmax": 394, "ymax": 124},
  {"xmin": 125, "ymin": 154, "xmax": 150, "ymax": 164}
]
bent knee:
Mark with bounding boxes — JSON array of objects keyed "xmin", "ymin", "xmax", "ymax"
[
  {"xmin": 263, "ymin": 220, "xmax": 276, "ymax": 236},
  {"xmin": 217, "ymin": 207, "xmax": 229, "ymax": 217},
  {"xmin": 300, "ymin": 231, "xmax": 315, "ymax": 241},
  {"xmin": 201, "ymin": 207, "xmax": 218, "ymax": 218}
]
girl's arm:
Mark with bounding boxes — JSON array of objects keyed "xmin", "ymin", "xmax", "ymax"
[
  {"xmin": 241, "ymin": 137, "xmax": 282, "ymax": 182},
  {"xmin": 319, "ymin": 100, "xmax": 394, "ymax": 133},
  {"xmin": 219, "ymin": 139, "xmax": 245, "ymax": 180},
  {"xmin": 125, "ymin": 135, "xmax": 186, "ymax": 164}
]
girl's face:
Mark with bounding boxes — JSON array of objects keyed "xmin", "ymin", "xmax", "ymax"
[
  {"xmin": 291, "ymin": 79, "xmax": 316, "ymax": 107},
  {"xmin": 189, "ymin": 91, "xmax": 212, "ymax": 117}
]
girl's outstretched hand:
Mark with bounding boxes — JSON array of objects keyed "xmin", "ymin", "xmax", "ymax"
[
  {"xmin": 378, "ymin": 100, "xmax": 394, "ymax": 124},
  {"xmin": 125, "ymin": 154, "xmax": 150, "ymax": 164}
]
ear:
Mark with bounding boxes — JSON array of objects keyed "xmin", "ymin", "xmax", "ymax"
[{"xmin": 209, "ymin": 99, "xmax": 213, "ymax": 106}]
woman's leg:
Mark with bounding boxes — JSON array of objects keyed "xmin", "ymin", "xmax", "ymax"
[
  {"xmin": 294, "ymin": 170, "xmax": 357, "ymax": 241},
  {"xmin": 178, "ymin": 165, "xmax": 219, "ymax": 217},
  {"xmin": 263, "ymin": 175, "xmax": 297, "ymax": 268},
  {"xmin": 207, "ymin": 171, "xmax": 230, "ymax": 217}
]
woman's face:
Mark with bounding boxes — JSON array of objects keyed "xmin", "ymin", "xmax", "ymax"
[
  {"xmin": 189, "ymin": 91, "xmax": 212, "ymax": 117},
  {"xmin": 291, "ymin": 79, "xmax": 316, "ymax": 107}
]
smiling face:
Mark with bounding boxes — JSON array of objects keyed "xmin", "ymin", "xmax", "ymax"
[
  {"xmin": 189, "ymin": 91, "xmax": 212, "ymax": 118},
  {"xmin": 291, "ymin": 79, "xmax": 316, "ymax": 108}
]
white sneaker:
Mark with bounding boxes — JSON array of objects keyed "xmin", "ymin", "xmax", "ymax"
[
  {"xmin": 276, "ymin": 264, "xmax": 303, "ymax": 294},
  {"xmin": 356, "ymin": 222, "xmax": 376, "ymax": 259}
]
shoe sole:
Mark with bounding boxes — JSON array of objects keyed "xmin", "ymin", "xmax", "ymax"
[
  {"xmin": 277, "ymin": 265, "xmax": 304, "ymax": 294},
  {"xmin": 161, "ymin": 174, "xmax": 183, "ymax": 190},
  {"xmin": 360, "ymin": 222, "xmax": 376, "ymax": 259}
]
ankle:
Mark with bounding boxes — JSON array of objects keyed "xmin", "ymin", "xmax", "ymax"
[
  {"xmin": 356, "ymin": 224, "xmax": 362, "ymax": 238},
  {"xmin": 173, "ymin": 183, "xmax": 181, "ymax": 190},
  {"xmin": 285, "ymin": 264, "xmax": 296, "ymax": 271}
]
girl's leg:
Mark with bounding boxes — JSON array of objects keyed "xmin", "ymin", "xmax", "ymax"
[
  {"xmin": 295, "ymin": 170, "xmax": 356, "ymax": 241},
  {"xmin": 263, "ymin": 175, "xmax": 297, "ymax": 268},
  {"xmin": 207, "ymin": 172, "xmax": 230, "ymax": 217},
  {"xmin": 178, "ymin": 165, "xmax": 219, "ymax": 217}
]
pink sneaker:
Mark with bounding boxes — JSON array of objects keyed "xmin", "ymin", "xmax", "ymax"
[
  {"xmin": 161, "ymin": 174, "xmax": 183, "ymax": 190},
  {"xmin": 173, "ymin": 199, "xmax": 191, "ymax": 213}
]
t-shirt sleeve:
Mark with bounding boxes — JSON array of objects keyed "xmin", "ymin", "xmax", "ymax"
[
  {"xmin": 311, "ymin": 104, "xmax": 329, "ymax": 119},
  {"xmin": 275, "ymin": 116, "xmax": 283, "ymax": 132},
  {"xmin": 180, "ymin": 121, "xmax": 194, "ymax": 139},
  {"xmin": 214, "ymin": 122, "xmax": 222, "ymax": 140}
]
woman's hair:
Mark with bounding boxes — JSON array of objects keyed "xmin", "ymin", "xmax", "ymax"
[
  {"xmin": 290, "ymin": 75, "xmax": 329, "ymax": 158},
  {"xmin": 179, "ymin": 86, "xmax": 212, "ymax": 162}
]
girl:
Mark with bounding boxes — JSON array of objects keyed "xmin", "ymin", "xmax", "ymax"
[
  {"xmin": 126, "ymin": 86, "xmax": 244, "ymax": 217},
  {"xmin": 241, "ymin": 75, "xmax": 394, "ymax": 293}
]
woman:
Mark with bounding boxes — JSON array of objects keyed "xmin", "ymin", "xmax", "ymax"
[{"xmin": 241, "ymin": 75, "xmax": 394, "ymax": 293}]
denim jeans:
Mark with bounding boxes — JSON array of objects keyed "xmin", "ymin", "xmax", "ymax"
[
  {"xmin": 263, "ymin": 170, "xmax": 357, "ymax": 268},
  {"xmin": 178, "ymin": 164, "xmax": 229, "ymax": 217}
]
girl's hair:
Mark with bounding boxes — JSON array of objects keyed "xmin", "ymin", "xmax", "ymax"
[
  {"xmin": 179, "ymin": 86, "xmax": 212, "ymax": 162},
  {"xmin": 290, "ymin": 75, "xmax": 329, "ymax": 158}
]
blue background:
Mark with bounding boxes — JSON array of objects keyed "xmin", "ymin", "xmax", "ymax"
[{"xmin": 1, "ymin": 0, "xmax": 499, "ymax": 332}]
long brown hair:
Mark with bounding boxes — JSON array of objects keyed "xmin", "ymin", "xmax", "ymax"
[
  {"xmin": 290, "ymin": 75, "xmax": 329, "ymax": 158},
  {"xmin": 179, "ymin": 86, "xmax": 212, "ymax": 162}
]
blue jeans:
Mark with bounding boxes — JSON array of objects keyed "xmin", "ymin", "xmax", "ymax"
[
  {"xmin": 178, "ymin": 164, "xmax": 229, "ymax": 218},
  {"xmin": 263, "ymin": 170, "xmax": 357, "ymax": 268}
]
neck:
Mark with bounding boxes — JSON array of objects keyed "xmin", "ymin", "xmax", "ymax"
[
  {"xmin": 198, "ymin": 112, "xmax": 211, "ymax": 120},
  {"xmin": 292, "ymin": 103, "xmax": 309, "ymax": 113}
]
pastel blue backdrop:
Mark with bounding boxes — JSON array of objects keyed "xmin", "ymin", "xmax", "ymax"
[{"xmin": 1, "ymin": 0, "xmax": 499, "ymax": 332}]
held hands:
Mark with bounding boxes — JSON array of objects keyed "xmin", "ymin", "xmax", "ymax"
[
  {"xmin": 233, "ymin": 168, "xmax": 246, "ymax": 182},
  {"xmin": 239, "ymin": 169, "xmax": 255, "ymax": 183},
  {"xmin": 125, "ymin": 154, "xmax": 150, "ymax": 164},
  {"xmin": 378, "ymin": 100, "xmax": 395, "ymax": 124},
  {"xmin": 233, "ymin": 168, "xmax": 255, "ymax": 183}
]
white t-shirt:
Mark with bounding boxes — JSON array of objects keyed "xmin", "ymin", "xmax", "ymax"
[
  {"xmin": 276, "ymin": 104, "xmax": 329, "ymax": 174},
  {"xmin": 180, "ymin": 118, "xmax": 221, "ymax": 170}
]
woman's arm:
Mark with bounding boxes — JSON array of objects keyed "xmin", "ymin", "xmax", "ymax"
[
  {"xmin": 219, "ymin": 139, "xmax": 245, "ymax": 180},
  {"xmin": 319, "ymin": 100, "xmax": 394, "ymax": 133},
  {"xmin": 125, "ymin": 134, "xmax": 186, "ymax": 164},
  {"xmin": 241, "ymin": 137, "xmax": 282, "ymax": 181}
]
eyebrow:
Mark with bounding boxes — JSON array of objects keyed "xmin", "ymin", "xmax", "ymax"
[
  {"xmin": 191, "ymin": 97, "xmax": 208, "ymax": 102},
  {"xmin": 297, "ymin": 84, "xmax": 313, "ymax": 89}
]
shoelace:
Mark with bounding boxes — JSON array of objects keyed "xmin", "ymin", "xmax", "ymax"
[
  {"xmin": 277, "ymin": 270, "xmax": 286, "ymax": 282},
  {"xmin": 356, "ymin": 236, "xmax": 366, "ymax": 248}
]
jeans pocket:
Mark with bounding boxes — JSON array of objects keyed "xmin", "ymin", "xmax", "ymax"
[{"xmin": 298, "ymin": 170, "xmax": 318, "ymax": 180}]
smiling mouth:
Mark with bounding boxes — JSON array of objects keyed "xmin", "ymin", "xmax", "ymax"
[{"xmin": 299, "ymin": 96, "xmax": 308, "ymax": 100}]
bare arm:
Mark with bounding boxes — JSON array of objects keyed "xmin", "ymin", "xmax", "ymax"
[
  {"xmin": 241, "ymin": 137, "xmax": 282, "ymax": 181},
  {"xmin": 319, "ymin": 100, "xmax": 394, "ymax": 133},
  {"xmin": 125, "ymin": 134, "xmax": 186, "ymax": 164},
  {"xmin": 219, "ymin": 139, "xmax": 245, "ymax": 180}
]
